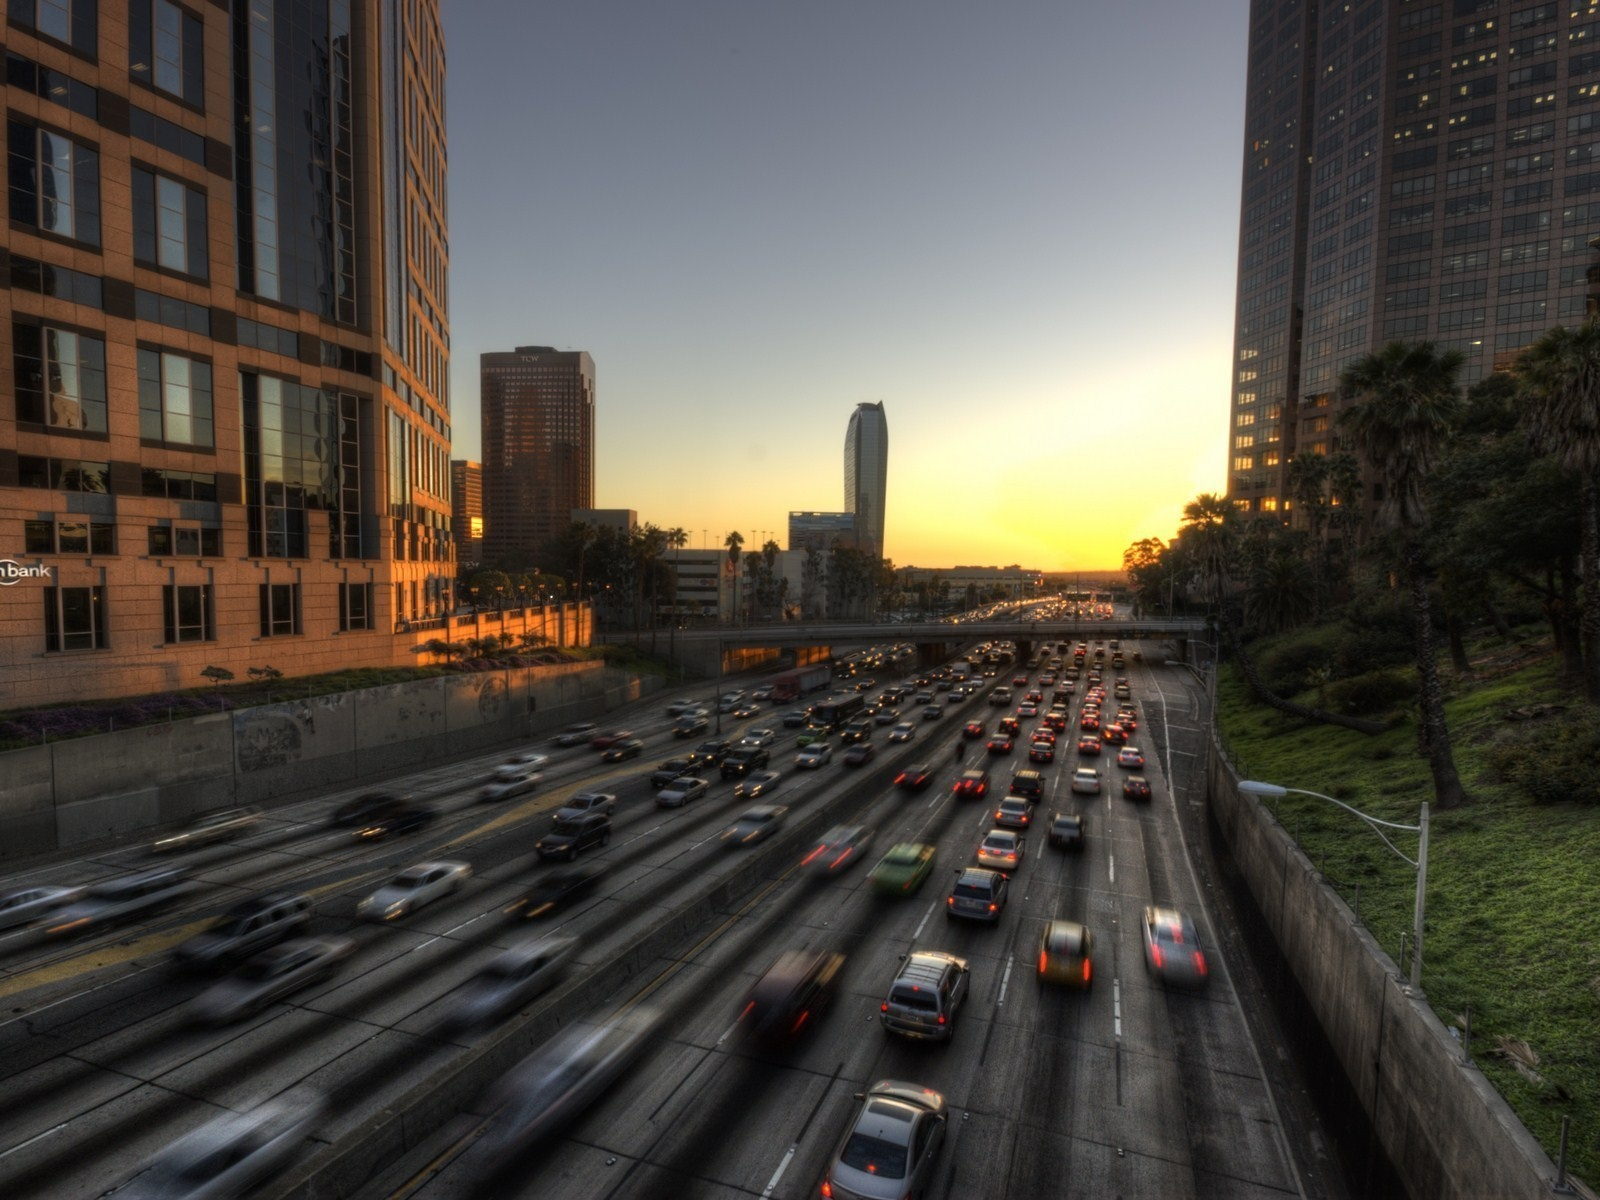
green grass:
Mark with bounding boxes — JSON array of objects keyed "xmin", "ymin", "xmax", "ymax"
[{"xmin": 1216, "ymin": 650, "xmax": 1600, "ymax": 1183}]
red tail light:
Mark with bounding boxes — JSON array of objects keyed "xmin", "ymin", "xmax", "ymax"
[
  {"xmin": 1038, "ymin": 950, "xmax": 1048, "ymax": 973},
  {"xmin": 1194, "ymin": 952, "xmax": 1208, "ymax": 975},
  {"xmin": 821, "ymin": 1181, "xmax": 833, "ymax": 1198},
  {"xmin": 937, "ymin": 1013, "xmax": 946, "ymax": 1025},
  {"xmin": 988, "ymin": 903, "xmax": 998, "ymax": 912},
  {"xmin": 881, "ymin": 1001, "xmax": 888, "ymax": 1013},
  {"xmin": 1151, "ymin": 944, "xmax": 1164, "ymax": 968},
  {"xmin": 946, "ymin": 896, "xmax": 955, "ymax": 906},
  {"xmin": 1083, "ymin": 958, "xmax": 1092, "ymax": 983}
]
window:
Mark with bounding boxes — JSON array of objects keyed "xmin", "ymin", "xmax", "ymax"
[
  {"xmin": 147, "ymin": 525, "xmax": 219, "ymax": 556},
  {"xmin": 131, "ymin": 168, "xmax": 208, "ymax": 277},
  {"xmin": 26, "ymin": 519, "xmax": 113, "ymax": 554},
  {"xmin": 44, "ymin": 585, "xmax": 107, "ymax": 652},
  {"xmin": 339, "ymin": 582, "xmax": 373, "ymax": 631},
  {"xmin": 9, "ymin": 0, "xmax": 97, "ymax": 54},
  {"xmin": 135, "ymin": 289, "xmax": 210, "ymax": 335},
  {"xmin": 7, "ymin": 120, "xmax": 100, "ymax": 246},
  {"xmin": 13, "ymin": 324, "xmax": 107, "ymax": 432},
  {"xmin": 6, "ymin": 51, "xmax": 98, "ymax": 118},
  {"xmin": 128, "ymin": 105, "xmax": 206, "ymax": 165},
  {"xmin": 9, "ymin": 254, "xmax": 102, "ymax": 307},
  {"xmin": 260, "ymin": 583, "xmax": 301, "ymax": 638},
  {"xmin": 137, "ymin": 349, "xmax": 213, "ymax": 447},
  {"xmin": 140, "ymin": 468, "xmax": 217, "ymax": 500},
  {"xmin": 129, "ymin": 0, "xmax": 203, "ymax": 105},
  {"xmin": 162, "ymin": 584, "xmax": 213, "ymax": 643},
  {"xmin": 17, "ymin": 455, "xmax": 109, "ymax": 492}
]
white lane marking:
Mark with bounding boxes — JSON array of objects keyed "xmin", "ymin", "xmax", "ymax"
[
  {"xmin": 1113, "ymin": 977, "xmax": 1123, "ymax": 1039},
  {"xmin": 0, "ymin": 962, "xmax": 159, "ymax": 1033},
  {"xmin": 911, "ymin": 899, "xmax": 937, "ymax": 941},
  {"xmin": 997, "ymin": 957, "xmax": 1014, "ymax": 1008},
  {"xmin": 0, "ymin": 1121, "xmax": 68, "ymax": 1160},
  {"xmin": 762, "ymin": 1145, "xmax": 797, "ymax": 1197},
  {"xmin": 408, "ymin": 909, "xmax": 494, "ymax": 954},
  {"xmin": 1108, "ymin": 853, "xmax": 1115, "ymax": 885},
  {"xmin": 716, "ymin": 1018, "xmax": 742, "ymax": 1046}
]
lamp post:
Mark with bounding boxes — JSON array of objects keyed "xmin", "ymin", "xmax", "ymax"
[{"xmin": 1238, "ymin": 779, "xmax": 1430, "ymax": 992}]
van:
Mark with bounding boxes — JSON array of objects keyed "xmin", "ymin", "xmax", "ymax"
[
  {"xmin": 880, "ymin": 951, "xmax": 970, "ymax": 1041},
  {"xmin": 172, "ymin": 892, "xmax": 313, "ymax": 970}
]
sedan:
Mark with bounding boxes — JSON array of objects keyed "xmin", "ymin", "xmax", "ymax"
[
  {"xmin": 733, "ymin": 769, "xmax": 783, "ymax": 800},
  {"xmin": 505, "ymin": 750, "xmax": 552, "ymax": 770},
  {"xmin": 151, "ymin": 807, "xmax": 262, "ymax": 853},
  {"xmin": 733, "ymin": 703, "xmax": 761, "ymax": 718},
  {"xmin": 1048, "ymin": 811, "xmax": 1085, "ymax": 850},
  {"xmin": 975, "ymin": 828, "xmax": 1025, "ymax": 870},
  {"xmin": 650, "ymin": 758, "xmax": 701, "ymax": 788},
  {"xmin": 0, "ymin": 885, "xmax": 83, "ymax": 931},
  {"xmin": 894, "ymin": 763, "xmax": 934, "ymax": 790},
  {"xmin": 920, "ymin": 704, "xmax": 944, "ymax": 721},
  {"xmin": 801, "ymin": 825, "xmax": 874, "ymax": 874},
  {"xmin": 1070, "ymin": 768, "xmax": 1102, "ymax": 795},
  {"xmin": 993, "ymin": 797, "xmax": 1033, "ymax": 829},
  {"xmin": 1123, "ymin": 775, "xmax": 1153, "ymax": 801},
  {"xmin": 869, "ymin": 843, "xmax": 937, "ymax": 896},
  {"xmin": 741, "ymin": 728, "xmax": 777, "ymax": 747},
  {"xmin": 796, "ymin": 744, "xmax": 833, "ymax": 769},
  {"xmin": 1117, "ymin": 746, "xmax": 1145, "ymax": 769},
  {"xmin": 590, "ymin": 729, "xmax": 634, "ymax": 749},
  {"xmin": 328, "ymin": 792, "xmax": 401, "ymax": 828},
  {"xmin": 444, "ymin": 935, "xmax": 577, "ymax": 1032},
  {"xmin": 952, "ymin": 769, "xmax": 990, "ymax": 799},
  {"xmin": 1076, "ymin": 736, "xmax": 1102, "ymax": 757},
  {"xmin": 821, "ymin": 1081, "xmax": 946, "ymax": 1200},
  {"xmin": 1038, "ymin": 919, "xmax": 1094, "ymax": 989},
  {"xmin": 535, "ymin": 815, "xmax": 611, "ymax": 861},
  {"xmin": 357, "ymin": 861, "xmax": 471, "ymax": 921},
  {"xmin": 782, "ymin": 710, "xmax": 810, "ymax": 728},
  {"xmin": 41, "ymin": 869, "xmax": 196, "ymax": 938},
  {"xmin": 986, "ymin": 734, "xmax": 1014, "ymax": 756},
  {"xmin": 961, "ymin": 721, "xmax": 986, "ymax": 739},
  {"xmin": 875, "ymin": 708, "xmax": 902, "ymax": 726},
  {"xmin": 480, "ymin": 769, "xmax": 540, "ymax": 803},
  {"xmin": 355, "ymin": 804, "xmax": 437, "ymax": 838},
  {"xmin": 1079, "ymin": 713, "xmax": 1101, "ymax": 732},
  {"xmin": 887, "ymin": 722, "xmax": 916, "ymax": 743},
  {"xmin": 843, "ymin": 742, "xmax": 877, "ymax": 767},
  {"xmin": 553, "ymin": 722, "xmax": 598, "ymax": 747},
  {"xmin": 602, "ymin": 739, "xmax": 645, "ymax": 762},
  {"xmin": 556, "ymin": 792, "xmax": 617, "ymax": 822},
  {"xmin": 1028, "ymin": 741, "xmax": 1055, "ymax": 764},
  {"xmin": 1143, "ymin": 905, "xmax": 1209, "ymax": 988},
  {"xmin": 190, "ymin": 937, "xmax": 354, "ymax": 1024},
  {"xmin": 115, "ymin": 1095, "xmax": 327, "ymax": 1200},
  {"xmin": 656, "ymin": 777, "xmax": 709, "ymax": 807},
  {"xmin": 503, "ymin": 864, "xmax": 607, "ymax": 921},
  {"xmin": 720, "ymin": 805, "xmax": 789, "ymax": 846}
]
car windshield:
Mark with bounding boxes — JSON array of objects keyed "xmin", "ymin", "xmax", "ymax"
[
  {"xmin": 840, "ymin": 1130, "xmax": 909, "ymax": 1178},
  {"xmin": 953, "ymin": 883, "xmax": 991, "ymax": 899}
]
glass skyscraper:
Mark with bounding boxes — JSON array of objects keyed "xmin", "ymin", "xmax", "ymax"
[{"xmin": 844, "ymin": 401, "xmax": 888, "ymax": 558}]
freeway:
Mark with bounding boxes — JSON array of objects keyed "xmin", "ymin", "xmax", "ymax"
[{"xmin": 0, "ymin": 636, "xmax": 1347, "ymax": 1199}]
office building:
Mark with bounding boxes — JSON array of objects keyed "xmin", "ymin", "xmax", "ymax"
[
  {"xmin": 788, "ymin": 511, "xmax": 858, "ymax": 553},
  {"xmin": 572, "ymin": 509, "xmax": 636, "ymax": 535},
  {"xmin": 844, "ymin": 401, "xmax": 888, "ymax": 556},
  {"xmin": 481, "ymin": 347, "xmax": 595, "ymax": 567},
  {"xmin": 1228, "ymin": 0, "xmax": 1600, "ymax": 517},
  {"xmin": 450, "ymin": 461, "xmax": 484, "ymax": 568},
  {"xmin": 0, "ymin": 1, "xmax": 455, "ymax": 706}
]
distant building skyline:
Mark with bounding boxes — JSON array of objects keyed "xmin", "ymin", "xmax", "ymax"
[
  {"xmin": 788, "ymin": 511, "xmax": 858, "ymax": 553},
  {"xmin": 450, "ymin": 461, "xmax": 484, "ymax": 567},
  {"xmin": 844, "ymin": 401, "xmax": 888, "ymax": 558}
]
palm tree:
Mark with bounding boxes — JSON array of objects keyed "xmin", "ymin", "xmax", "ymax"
[
  {"xmin": 666, "ymin": 527, "xmax": 689, "ymax": 658},
  {"xmin": 1339, "ymin": 340, "xmax": 1469, "ymax": 807},
  {"xmin": 724, "ymin": 530, "xmax": 744, "ymax": 625},
  {"xmin": 1180, "ymin": 492, "xmax": 1235, "ymax": 608},
  {"xmin": 571, "ymin": 521, "xmax": 596, "ymax": 608},
  {"xmin": 1515, "ymin": 320, "xmax": 1600, "ymax": 702}
]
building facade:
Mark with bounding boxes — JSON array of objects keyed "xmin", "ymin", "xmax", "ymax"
[
  {"xmin": 0, "ymin": 0, "xmax": 456, "ymax": 707},
  {"xmin": 844, "ymin": 400, "xmax": 887, "ymax": 557},
  {"xmin": 481, "ymin": 346, "xmax": 594, "ymax": 568},
  {"xmin": 450, "ymin": 460, "xmax": 483, "ymax": 568},
  {"xmin": 787, "ymin": 510, "xmax": 857, "ymax": 553},
  {"xmin": 1228, "ymin": 0, "xmax": 1600, "ymax": 516}
]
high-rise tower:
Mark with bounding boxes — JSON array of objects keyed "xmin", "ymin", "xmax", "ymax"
[{"xmin": 844, "ymin": 401, "xmax": 888, "ymax": 558}]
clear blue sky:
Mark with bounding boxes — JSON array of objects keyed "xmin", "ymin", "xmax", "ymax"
[{"xmin": 442, "ymin": 0, "xmax": 1249, "ymax": 570}]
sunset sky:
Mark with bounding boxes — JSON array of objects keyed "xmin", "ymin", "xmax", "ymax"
[{"xmin": 441, "ymin": 1, "xmax": 1249, "ymax": 570}]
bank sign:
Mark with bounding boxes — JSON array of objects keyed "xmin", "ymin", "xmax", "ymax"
[{"xmin": 0, "ymin": 559, "xmax": 53, "ymax": 586}]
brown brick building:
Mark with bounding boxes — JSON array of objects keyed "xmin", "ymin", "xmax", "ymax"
[
  {"xmin": 450, "ymin": 458, "xmax": 483, "ymax": 569},
  {"xmin": 0, "ymin": 0, "xmax": 458, "ymax": 706}
]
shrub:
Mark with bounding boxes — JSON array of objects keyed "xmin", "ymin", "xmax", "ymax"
[
  {"xmin": 1485, "ymin": 710, "xmax": 1600, "ymax": 805},
  {"xmin": 1253, "ymin": 625, "xmax": 1349, "ymax": 696},
  {"xmin": 1324, "ymin": 669, "xmax": 1415, "ymax": 716}
]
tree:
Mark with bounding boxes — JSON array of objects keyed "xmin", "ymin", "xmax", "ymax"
[
  {"xmin": 665, "ymin": 527, "xmax": 689, "ymax": 657},
  {"xmin": 1339, "ymin": 340, "xmax": 1469, "ymax": 807},
  {"xmin": 724, "ymin": 530, "xmax": 744, "ymax": 624},
  {"xmin": 200, "ymin": 665, "xmax": 234, "ymax": 688},
  {"xmin": 1515, "ymin": 320, "xmax": 1600, "ymax": 702}
]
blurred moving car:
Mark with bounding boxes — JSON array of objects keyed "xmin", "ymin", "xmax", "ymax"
[
  {"xmin": 821, "ymin": 1080, "xmax": 947, "ymax": 1200},
  {"xmin": 796, "ymin": 744, "xmax": 833, "ymax": 769},
  {"xmin": 951, "ymin": 769, "xmax": 989, "ymax": 799},
  {"xmin": 505, "ymin": 750, "xmax": 551, "ymax": 769},
  {"xmin": 1142, "ymin": 905, "xmax": 1209, "ymax": 988},
  {"xmin": 868, "ymin": 843, "xmax": 937, "ymax": 895},
  {"xmin": 444, "ymin": 935, "xmax": 577, "ymax": 1032},
  {"xmin": 0, "ymin": 884, "xmax": 83, "ymax": 931},
  {"xmin": 842, "ymin": 742, "xmax": 877, "ymax": 767},
  {"xmin": 655, "ymin": 776, "xmax": 709, "ymax": 807},
  {"xmin": 151, "ymin": 807, "xmax": 262, "ymax": 853},
  {"xmin": 554, "ymin": 723, "xmax": 599, "ymax": 747},
  {"xmin": 589, "ymin": 729, "xmax": 634, "ymax": 749},
  {"xmin": 481, "ymin": 766, "xmax": 541, "ymax": 803},
  {"xmin": 190, "ymin": 936, "xmax": 354, "ymax": 1024},
  {"xmin": 802, "ymin": 826, "xmax": 874, "ymax": 874},
  {"xmin": 1048, "ymin": 812, "xmax": 1085, "ymax": 851},
  {"xmin": 535, "ymin": 813, "xmax": 611, "ymax": 861},
  {"xmin": 601, "ymin": 739, "xmax": 645, "ymax": 762},
  {"xmin": 41, "ymin": 869, "xmax": 196, "ymax": 938},
  {"xmin": 354, "ymin": 803, "xmax": 437, "ymax": 838},
  {"xmin": 171, "ymin": 892, "xmax": 313, "ymax": 971},
  {"xmin": 555, "ymin": 792, "xmax": 617, "ymax": 822},
  {"xmin": 504, "ymin": 863, "xmax": 608, "ymax": 921},
  {"xmin": 733, "ymin": 769, "xmax": 783, "ymax": 800},
  {"xmin": 737, "ymin": 948, "xmax": 845, "ymax": 1046},
  {"xmin": 114, "ymin": 1093, "xmax": 328, "ymax": 1199},
  {"xmin": 894, "ymin": 764, "xmax": 934, "ymax": 791},
  {"xmin": 721, "ymin": 805, "xmax": 789, "ymax": 846},
  {"xmin": 961, "ymin": 721, "xmax": 985, "ymax": 739},
  {"xmin": 329, "ymin": 791, "xmax": 402, "ymax": 828},
  {"xmin": 356, "ymin": 861, "xmax": 470, "ymax": 921},
  {"xmin": 1037, "ymin": 919, "xmax": 1094, "ymax": 988},
  {"xmin": 886, "ymin": 722, "xmax": 916, "ymax": 743}
]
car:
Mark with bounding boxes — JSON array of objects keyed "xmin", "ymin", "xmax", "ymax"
[
  {"xmin": 721, "ymin": 746, "xmax": 771, "ymax": 777},
  {"xmin": 1142, "ymin": 905, "xmax": 1209, "ymax": 987},
  {"xmin": 1080, "ymin": 712, "xmax": 1101, "ymax": 731},
  {"xmin": 689, "ymin": 739, "xmax": 734, "ymax": 767},
  {"xmin": 481, "ymin": 767, "xmax": 541, "ymax": 803},
  {"xmin": 1101, "ymin": 723, "xmax": 1129, "ymax": 746},
  {"xmin": 887, "ymin": 721, "xmax": 916, "ymax": 743},
  {"xmin": 1031, "ymin": 727, "xmax": 1057, "ymax": 745},
  {"xmin": 40, "ymin": 868, "xmax": 197, "ymax": 937},
  {"xmin": 554, "ymin": 722, "xmax": 599, "ymax": 747},
  {"xmin": 1070, "ymin": 768, "xmax": 1102, "ymax": 794},
  {"xmin": 1012, "ymin": 674, "xmax": 1029, "ymax": 687},
  {"xmin": 1025, "ymin": 689, "xmax": 1044, "ymax": 704},
  {"xmin": 952, "ymin": 768, "xmax": 990, "ymax": 799},
  {"xmin": 796, "ymin": 744, "xmax": 833, "ymax": 769},
  {"xmin": 921, "ymin": 704, "xmax": 944, "ymax": 721},
  {"xmin": 737, "ymin": 949, "xmax": 846, "ymax": 1046},
  {"xmin": 503, "ymin": 863, "xmax": 607, "ymax": 921},
  {"xmin": 1123, "ymin": 775, "xmax": 1153, "ymax": 801},
  {"xmin": 720, "ymin": 805, "xmax": 789, "ymax": 846},
  {"xmin": 1076, "ymin": 736, "xmax": 1102, "ymax": 757},
  {"xmin": 880, "ymin": 951, "xmax": 970, "ymax": 1041},
  {"xmin": 733, "ymin": 703, "xmax": 761, "ymax": 718},
  {"xmin": 1117, "ymin": 746, "xmax": 1145, "ymax": 769},
  {"xmin": 356, "ymin": 861, "xmax": 471, "ymax": 921},
  {"xmin": 801, "ymin": 825, "xmax": 874, "ymax": 873},
  {"xmin": 782, "ymin": 709, "xmax": 810, "ymax": 727},
  {"xmin": 1028, "ymin": 740, "xmax": 1055, "ymax": 764},
  {"xmin": 151, "ymin": 806, "xmax": 263, "ymax": 853},
  {"xmin": 997, "ymin": 715, "xmax": 1021, "ymax": 736},
  {"xmin": 650, "ymin": 757, "xmax": 702, "ymax": 788},
  {"xmin": 1117, "ymin": 711, "xmax": 1139, "ymax": 733},
  {"xmin": 946, "ymin": 867, "xmax": 1008, "ymax": 922},
  {"xmin": 656, "ymin": 776, "xmax": 709, "ymax": 807},
  {"xmin": 443, "ymin": 935, "xmax": 578, "ymax": 1032},
  {"xmin": 171, "ymin": 892, "xmax": 313, "ymax": 971},
  {"xmin": 1017, "ymin": 703, "xmax": 1039, "ymax": 718},
  {"xmin": 665, "ymin": 699, "xmax": 697, "ymax": 716},
  {"xmin": 1036, "ymin": 918, "xmax": 1094, "ymax": 990},
  {"xmin": 741, "ymin": 728, "xmax": 777, "ymax": 748},
  {"xmin": 1009, "ymin": 768, "xmax": 1045, "ymax": 800},
  {"xmin": 840, "ymin": 719, "xmax": 874, "ymax": 743},
  {"xmin": 988, "ymin": 687, "xmax": 1013, "ymax": 706},
  {"xmin": 115, "ymin": 1094, "xmax": 328, "ymax": 1200},
  {"xmin": 821, "ymin": 1081, "xmax": 947, "ymax": 1200},
  {"xmin": 843, "ymin": 742, "xmax": 877, "ymax": 766},
  {"xmin": 994, "ymin": 796, "xmax": 1034, "ymax": 829},
  {"xmin": 875, "ymin": 707, "xmax": 902, "ymax": 726},
  {"xmin": 733, "ymin": 769, "xmax": 783, "ymax": 800},
  {"xmin": 505, "ymin": 750, "xmax": 552, "ymax": 769},
  {"xmin": 673, "ymin": 714, "xmax": 709, "ymax": 737},
  {"xmin": 751, "ymin": 685, "xmax": 774, "ymax": 701},
  {"xmin": 601, "ymin": 738, "xmax": 645, "ymax": 762},
  {"xmin": 894, "ymin": 763, "xmax": 934, "ymax": 790},
  {"xmin": 0, "ymin": 884, "xmax": 83, "ymax": 931},
  {"xmin": 795, "ymin": 724, "xmax": 833, "ymax": 748},
  {"xmin": 190, "ymin": 936, "xmax": 354, "ymax": 1024},
  {"xmin": 975, "ymin": 828, "xmax": 1025, "ymax": 870},
  {"xmin": 912, "ymin": 691, "xmax": 934, "ymax": 705},
  {"xmin": 355, "ymin": 803, "xmax": 438, "ymax": 838},
  {"xmin": 328, "ymin": 791, "xmax": 403, "ymax": 828},
  {"xmin": 589, "ymin": 729, "xmax": 634, "ymax": 749},
  {"xmin": 1048, "ymin": 811, "xmax": 1085, "ymax": 850},
  {"xmin": 962, "ymin": 720, "xmax": 985, "ymax": 739},
  {"xmin": 869, "ymin": 843, "xmax": 937, "ymax": 895},
  {"xmin": 535, "ymin": 813, "xmax": 612, "ymax": 860},
  {"xmin": 986, "ymin": 734, "xmax": 1014, "ymax": 756}
]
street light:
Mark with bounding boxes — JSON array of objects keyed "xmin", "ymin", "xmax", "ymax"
[{"xmin": 1238, "ymin": 779, "xmax": 1430, "ymax": 992}]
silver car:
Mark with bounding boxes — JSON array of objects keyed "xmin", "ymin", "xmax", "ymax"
[
  {"xmin": 733, "ymin": 769, "xmax": 782, "ymax": 800},
  {"xmin": 655, "ymin": 777, "xmax": 708, "ymax": 808},
  {"xmin": 357, "ymin": 861, "xmax": 471, "ymax": 921},
  {"xmin": 555, "ymin": 792, "xmax": 617, "ymax": 822},
  {"xmin": 190, "ymin": 937, "xmax": 354, "ymax": 1024},
  {"xmin": 1142, "ymin": 905, "xmax": 1210, "ymax": 988},
  {"xmin": 444, "ymin": 935, "xmax": 577, "ymax": 1032},
  {"xmin": 720, "ymin": 805, "xmax": 789, "ymax": 846},
  {"xmin": 801, "ymin": 825, "xmax": 874, "ymax": 874},
  {"xmin": 481, "ymin": 766, "xmax": 540, "ymax": 802},
  {"xmin": 40, "ymin": 869, "xmax": 197, "ymax": 938},
  {"xmin": 822, "ymin": 1080, "xmax": 947, "ymax": 1200},
  {"xmin": 0, "ymin": 884, "xmax": 83, "ymax": 931},
  {"xmin": 114, "ymin": 1093, "xmax": 327, "ymax": 1199},
  {"xmin": 151, "ymin": 807, "xmax": 262, "ymax": 853}
]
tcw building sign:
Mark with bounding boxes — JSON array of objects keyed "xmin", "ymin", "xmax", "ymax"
[{"xmin": 0, "ymin": 560, "xmax": 53, "ymax": 586}]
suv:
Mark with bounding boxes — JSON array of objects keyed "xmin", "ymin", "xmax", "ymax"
[
  {"xmin": 535, "ymin": 813, "xmax": 612, "ymax": 860},
  {"xmin": 739, "ymin": 949, "xmax": 846, "ymax": 1045},
  {"xmin": 172, "ymin": 892, "xmax": 313, "ymax": 970},
  {"xmin": 880, "ymin": 951, "xmax": 970, "ymax": 1041},
  {"xmin": 650, "ymin": 758, "xmax": 701, "ymax": 788},
  {"xmin": 688, "ymin": 739, "xmax": 733, "ymax": 768},
  {"xmin": 1009, "ymin": 770, "xmax": 1045, "ymax": 802},
  {"xmin": 946, "ymin": 868, "xmax": 1008, "ymax": 923},
  {"xmin": 838, "ymin": 719, "xmax": 873, "ymax": 744},
  {"xmin": 720, "ymin": 746, "xmax": 770, "ymax": 778},
  {"xmin": 674, "ymin": 713, "xmax": 710, "ymax": 738}
]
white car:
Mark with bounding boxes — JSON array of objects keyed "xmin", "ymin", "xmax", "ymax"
[
  {"xmin": 357, "ymin": 861, "xmax": 471, "ymax": 921},
  {"xmin": 0, "ymin": 885, "xmax": 84, "ymax": 931},
  {"xmin": 553, "ymin": 723, "xmax": 598, "ymax": 747},
  {"xmin": 555, "ymin": 792, "xmax": 617, "ymax": 822},
  {"xmin": 116, "ymin": 1094, "xmax": 328, "ymax": 1199},
  {"xmin": 1070, "ymin": 768, "xmax": 1102, "ymax": 795},
  {"xmin": 796, "ymin": 744, "xmax": 833, "ymax": 769},
  {"xmin": 740, "ymin": 728, "xmax": 777, "ymax": 748},
  {"xmin": 444, "ymin": 935, "xmax": 577, "ymax": 1032},
  {"xmin": 505, "ymin": 751, "xmax": 551, "ymax": 770},
  {"xmin": 190, "ymin": 937, "xmax": 355, "ymax": 1024},
  {"xmin": 656, "ymin": 777, "xmax": 709, "ymax": 807},
  {"xmin": 887, "ymin": 722, "xmax": 916, "ymax": 743},
  {"xmin": 480, "ymin": 767, "xmax": 540, "ymax": 802}
]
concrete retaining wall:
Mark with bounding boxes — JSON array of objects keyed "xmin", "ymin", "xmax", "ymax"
[
  {"xmin": 0, "ymin": 663, "xmax": 663, "ymax": 859},
  {"xmin": 1207, "ymin": 740, "xmax": 1566, "ymax": 1200}
]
